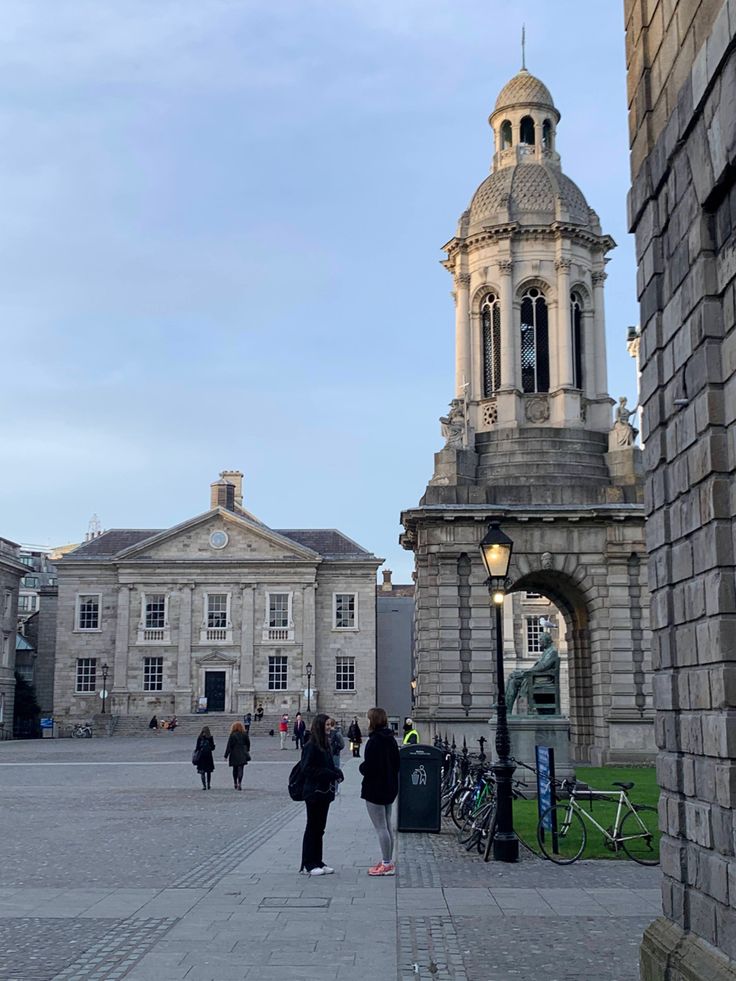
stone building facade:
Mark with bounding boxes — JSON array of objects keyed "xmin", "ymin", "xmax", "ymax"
[
  {"xmin": 0, "ymin": 537, "xmax": 26, "ymax": 739},
  {"xmin": 401, "ymin": 68, "xmax": 653, "ymax": 763},
  {"xmin": 53, "ymin": 473, "xmax": 381, "ymax": 723},
  {"xmin": 625, "ymin": 1, "xmax": 736, "ymax": 977}
]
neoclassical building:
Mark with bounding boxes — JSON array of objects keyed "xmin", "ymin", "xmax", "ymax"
[
  {"xmin": 53, "ymin": 472, "xmax": 382, "ymax": 722},
  {"xmin": 402, "ymin": 68, "xmax": 653, "ymax": 763}
]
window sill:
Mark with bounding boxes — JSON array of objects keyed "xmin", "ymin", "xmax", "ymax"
[
  {"xmin": 331, "ymin": 627, "xmax": 359, "ymax": 633},
  {"xmin": 73, "ymin": 629, "xmax": 102, "ymax": 634}
]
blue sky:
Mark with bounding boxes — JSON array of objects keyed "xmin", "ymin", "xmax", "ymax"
[{"xmin": 0, "ymin": 1, "xmax": 638, "ymax": 581}]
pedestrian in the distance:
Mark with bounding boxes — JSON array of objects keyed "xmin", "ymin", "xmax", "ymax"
[
  {"xmin": 402, "ymin": 717, "xmax": 419, "ymax": 745},
  {"xmin": 149, "ymin": 715, "xmax": 158, "ymax": 733},
  {"xmin": 224, "ymin": 721, "xmax": 251, "ymax": 791},
  {"xmin": 360, "ymin": 707, "xmax": 400, "ymax": 876},
  {"xmin": 347, "ymin": 717, "xmax": 362, "ymax": 757},
  {"xmin": 299, "ymin": 714, "xmax": 343, "ymax": 876},
  {"xmin": 329, "ymin": 718, "xmax": 345, "ymax": 795},
  {"xmin": 194, "ymin": 725, "xmax": 215, "ymax": 790},
  {"xmin": 244, "ymin": 711, "xmax": 253, "ymax": 729},
  {"xmin": 293, "ymin": 712, "xmax": 306, "ymax": 750},
  {"xmin": 279, "ymin": 714, "xmax": 289, "ymax": 750},
  {"xmin": 255, "ymin": 703, "xmax": 264, "ymax": 722}
]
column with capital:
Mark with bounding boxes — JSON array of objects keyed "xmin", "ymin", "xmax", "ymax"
[
  {"xmin": 455, "ymin": 273, "xmax": 471, "ymax": 399},
  {"xmin": 555, "ymin": 257, "xmax": 573, "ymax": 390},
  {"xmin": 237, "ymin": 584, "xmax": 255, "ymax": 712},
  {"xmin": 497, "ymin": 258, "xmax": 515, "ymax": 390},
  {"xmin": 302, "ymin": 583, "xmax": 317, "ymax": 710},
  {"xmin": 113, "ymin": 586, "xmax": 133, "ymax": 707},
  {"xmin": 175, "ymin": 584, "xmax": 194, "ymax": 712},
  {"xmin": 591, "ymin": 271, "xmax": 609, "ymax": 397}
]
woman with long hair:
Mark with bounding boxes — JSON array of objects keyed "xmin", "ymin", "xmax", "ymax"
[
  {"xmin": 194, "ymin": 725, "xmax": 215, "ymax": 790},
  {"xmin": 299, "ymin": 713, "xmax": 343, "ymax": 876},
  {"xmin": 224, "ymin": 721, "xmax": 251, "ymax": 791},
  {"xmin": 360, "ymin": 707, "xmax": 400, "ymax": 876}
]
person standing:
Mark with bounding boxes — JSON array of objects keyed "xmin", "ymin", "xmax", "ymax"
[
  {"xmin": 194, "ymin": 726, "xmax": 215, "ymax": 790},
  {"xmin": 255, "ymin": 703, "xmax": 264, "ymax": 722},
  {"xmin": 149, "ymin": 715, "xmax": 158, "ymax": 733},
  {"xmin": 224, "ymin": 721, "xmax": 251, "ymax": 791},
  {"xmin": 299, "ymin": 714, "xmax": 343, "ymax": 876},
  {"xmin": 279, "ymin": 714, "xmax": 289, "ymax": 750},
  {"xmin": 293, "ymin": 712, "xmax": 306, "ymax": 750},
  {"xmin": 402, "ymin": 718, "xmax": 419, "ymax": 745},
  {"xmin": 347, "ymin": 717, "xmax": 362, "ymax": 757},
  {"xmin": 329, "ymin": 719, "xmax": 345, "ymax": 794},
  {"xmin": 360, "ymin": 707, "xmax": 400, "ymax": 876}
]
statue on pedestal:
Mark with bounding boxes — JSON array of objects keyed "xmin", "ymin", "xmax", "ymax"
[
  {"xmin": 612, "ymin": 396, "xmax": 638, "ymax": 447},
  {"xmin": 440, "ymin": 399, "xmax": 466, "ymax": 448},
  {"xmin": 505, "ymin": 629, "xmax": 560, "ymax": 715}
]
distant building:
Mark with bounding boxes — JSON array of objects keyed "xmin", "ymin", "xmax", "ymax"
[
  {"xmin": 376, "ymin": 570, "xmax": 414, "ymax": 730},
  {"xmin": 16, "ymin": 547, "xmax": 58, "ymax": 622},
  {"xmin": 0, "ymin": 537, "xmax": 26, "ymax": 739}
]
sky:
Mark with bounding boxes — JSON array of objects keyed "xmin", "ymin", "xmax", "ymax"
[{"xmin": 0, "ymin": 1, "xmax": 639, "ymax": 582}]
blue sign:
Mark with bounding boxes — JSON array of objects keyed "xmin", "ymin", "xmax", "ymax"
[
  {"xmin": 535, "ymin": 745, "xmax": 556, "ymax": 831},
  {"xmin": 40, "ymin": 717, "xmax": 53, "ymax": 729}
]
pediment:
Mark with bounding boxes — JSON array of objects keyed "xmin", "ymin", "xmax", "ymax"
[
  {"xmin": 115, "ymin": 509, "xmax": 320, "ymax": 564},
  {"xmin": 197, "ymin": 650, "xmax": 238, "ymax": 665}
]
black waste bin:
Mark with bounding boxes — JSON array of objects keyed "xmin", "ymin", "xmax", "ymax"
[{"xmin": 397, "ymin": 744, "xmax": 445, "ymax": 833}]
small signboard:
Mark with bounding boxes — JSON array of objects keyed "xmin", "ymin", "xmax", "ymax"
[
  {"xmin": 40, "ymin": 717, "xmax": 54, "ymax": 738},
  {"xmin": 40, "ymin": 717, "xmax": 53, "ymax": 729},
  {"xmin": 535, "ymin": 745, "xmax": 557, "ymax": 846},
  {"xmin": 196, "ymin": 696, "xmax": 208, "ymax": 713}
]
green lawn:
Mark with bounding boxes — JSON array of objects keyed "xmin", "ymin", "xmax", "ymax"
[{"xmin": 512, "ymin": 766, "xmax": 661, "ymax": 860}]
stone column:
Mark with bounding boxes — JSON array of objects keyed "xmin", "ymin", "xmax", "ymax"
[
  {"xmin": 302, "ymin": 583, "xmax": 316, "ymax": 702},
  {"xmin": 582, "ymin": 310, "xmax": 596, "ymax": 399},
  {"xmin": 237, "ymin": 585, "xmax": 255, "ymax": 712},
  {"xmin": 591, "ymin": 271, "xmax": 608, "ymax": 397},
  {"xmin": 113, "ymin": 585, "xmax": 133, "ymax": 697},
  {"xmin": 498, "ymin": 258, "xmax": 515, "ymax": 389},
  {"xmin": 555, "ymin": 257, "xmax": 573, "ymax": 389},
  {"xmin": 455, "ymin": 273, "xmax": 471, "ymax": 398},
  {"xmin": 175, "ymin": 584, "xmax": 194, "ymax": 712}
]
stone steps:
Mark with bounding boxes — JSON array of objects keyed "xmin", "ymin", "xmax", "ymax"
[{"xmin": 107, "ymin": 713, "xmax": 286, "ymax": 739}]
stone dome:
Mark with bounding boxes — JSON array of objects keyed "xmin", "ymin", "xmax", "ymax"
[
  {"xmin": 493, "ymin": 69, "xmax": 558, "ymax": 118},
  {"xmin": 468, "ymin": 162, "xmax": 592, "ymax": 227}
]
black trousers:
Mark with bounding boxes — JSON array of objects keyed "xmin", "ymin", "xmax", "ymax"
[
  {"xmin": 301, "ymin": 796, "xmax": 331, "ymax": 871},
  {"xmin": 232, "ymin": 764, "xmax": 244, "ymax": 786}
]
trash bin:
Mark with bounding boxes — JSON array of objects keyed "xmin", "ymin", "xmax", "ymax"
[{"xmin": 397, "ymin": 744, "xmax": 445, "ymax": 833}]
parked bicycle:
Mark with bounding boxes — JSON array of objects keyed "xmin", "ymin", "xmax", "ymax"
[
  {"xmin": 536, "ymin": 778, "xmax": 659, "ymax": 865},
  {"xmin": 72, "ymin": 723, "xmax": 93, "ymax": 738}
]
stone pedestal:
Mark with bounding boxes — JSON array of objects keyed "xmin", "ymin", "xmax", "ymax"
[
  {"xmin": 429, "ymin": 446, "xmax": 478, "ymax": 487},
  {"xmin": 487, "ymin": 715, "xmax": 574, "ymax": 781}
]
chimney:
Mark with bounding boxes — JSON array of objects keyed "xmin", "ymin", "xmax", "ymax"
[
  {"xmin": 381, "ymin": 569, "xmax": 393, "ymax": 592},
  {"xmin": 210, "ymin": 478, "xmax": 235, "ymax": 511},
  {"xmin": 219, "ymin": 470, "xmax": 244, "ymax": 508}
]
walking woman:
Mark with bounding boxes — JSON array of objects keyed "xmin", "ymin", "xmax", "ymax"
[
  {"xmin": 194, "ymin": 725, "xmax": 215, "ymax": 790},
  {"xmin": 360, "ymin": 707, "xmax": 400, "ymax": 876},
  {"xmin": 299, "ymin": 714, "xmax": 343, "ymax": 876},
  {"xmin": 224, "ymin": 721, "xmax": 251, "ymax": 791},
  {"xmin": 347, "ymin": 717, "xmax": 362, "ymax": 757}
]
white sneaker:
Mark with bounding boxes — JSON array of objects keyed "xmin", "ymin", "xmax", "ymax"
[
  {"xmin": 308, "ymin": 867, "xmax": 326, "ymax": 876},
  {"xmin": 320, "ymin": 865, "xmax": 335, "ymax": 874}
]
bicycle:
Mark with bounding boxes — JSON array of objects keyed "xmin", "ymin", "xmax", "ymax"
[
  {"xmin": 72, "ymin": 723, "xmax": 93, "ymax": 738},
  {"xmin": 536, "ymin": 778, "xmax": 659, "ymax": 866}
]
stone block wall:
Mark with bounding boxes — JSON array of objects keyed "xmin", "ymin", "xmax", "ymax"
[{"xmin": 626, "ymin": 1, "xmax": 736, "ymax": 976}]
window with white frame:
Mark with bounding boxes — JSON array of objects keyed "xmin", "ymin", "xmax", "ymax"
[
  {"xmin": 525, "ymin": 591, "xmax": 541, "ymax": 599},
  {"xmin": 76, "ymin": 658, "xmax": 97, "ymax": 692},
  {"xmin": 335, "ymin": 656, "xmax": 355, "ymax": 691},
  {"xmin": 18, "ymin": 595, "xmax": 33, "ymax": 612},
  {"xmin": 140, "ymin": 593, "xmax": 168, "ymax": 643},
  {"xmin": 268, "ymin": 655, "xmax": 288, "ymax": 690},
  {"xmin": 334, "ymin": 593, "xmax": 357, "ymax": 629},
  {"xmin": 264, "ymin": 592, "xmax": 293, "ymax": 641},
  {"xmin": 202, "ymin": 592, "xmax": 231, "ymax": 642},
  {"xmin": 76, "ymin": 594, "xmax": 100, "ymax": 630},
  {"xmin": 143, "ymin": 657, "xmax": 163, "ymax": 691},
  {"xmin": 16, "ymin": 663, "xmax": 34, "ymax": 684},
  {"xmin": 22, "ymin": 576, "xmax": 39, "ymax": 588},
  {"xmin": 525, "ymin": 617, "xmax": 542, "ymax": 655}
]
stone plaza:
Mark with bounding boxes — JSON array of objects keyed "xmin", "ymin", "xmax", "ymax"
[{"xmin": 0, "ymin": 734, "xmax": 660, "ymax": 981}]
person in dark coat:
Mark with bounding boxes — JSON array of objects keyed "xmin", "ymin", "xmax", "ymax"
[
  {"xmin": 149, "ymin": 715, "xmax": 158, "ymax": 732},
  {"xmin": 293, "ymin": 712, "xmax": 306, "ymax": 750},
  {"xmin": 224, "ymin": 721, "xmax": 251, "ymax": 791},
  {"xmin": 194, "ymin": 726, "xmax": 215, "ymax": 790},
  {"xmin": 299, "ymin": 714, "xmax": 343, "ymax": 876},
  {"xmin": 347, "ymin": 717, "xmax": 362, "ymax": 757},
  {"xmin": 360, "ymin": 707, "xmax": 400, "ymax": 876}
]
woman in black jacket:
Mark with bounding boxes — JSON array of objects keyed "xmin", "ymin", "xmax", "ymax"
[
  {"xmin": 224, "ymin": 721, "xmax": 251, "ymax": 791},
  {"xmin": 194, "ymin": 726, "xmax": 215, "ymax": 790},
  {"xmin": 360, "ymin": 707, "xmax": 400, "ymax": 876},
  {"xmin": 299, "ymin": 714, "xmax": 343, "ymax": 876},
  {"xmin": 347, "ymin": 718, "xmax": 362, "ymax": 757}
]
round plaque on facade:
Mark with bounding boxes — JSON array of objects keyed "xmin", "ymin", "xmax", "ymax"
[{"xmin": 209, "ymin": 530, "xmax": 228, "ymax": 550}]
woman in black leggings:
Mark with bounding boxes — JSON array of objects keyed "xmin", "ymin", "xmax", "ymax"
[
  {"xmin": 224, "ymin": 721, "xmax": 250, "ymax": 790},
  {"xmin": 299, "ymin": 714, "xmax": 343, "ymax": 875}
]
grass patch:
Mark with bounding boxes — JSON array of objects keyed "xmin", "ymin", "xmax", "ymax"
[{"xmin": 513, "ymin": 766, "xmax": 661, "ymax": 861}]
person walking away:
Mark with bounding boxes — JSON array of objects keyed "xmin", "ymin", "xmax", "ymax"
[
  {"xmin": 299, "ymin": 714, "xmax": 343, "ymax": 876},
  {"xmin": 149, "ymin": 715, "xmax": 158, "ymax": 733},
  {"xmin": 402, "ymin": 718, "xmax": 419, "ymax": 745},
  {"xmin": 279, "ymin": 714, "xmax": 289, "ymax": 750},
  {"xmin": 329, "ymin": 719, "xmax": 345, "ymax": 794},
  {"xmin": 224, "ymin": 721, "xmax": 251, "ymax": 791},
  {"xmin": 293, "ymin": 712, "xmax": 306, "ymax": 750},
  {"xmin": 194, "ymin": 726, "xmax": 215, "ymax": 790},
  {"xmin": 360, "ymin": 707, "xmax": 400, "ymax": 876},
  {"xmin": 347, "ymin": 717, "xmax": 362, "ymax": 757}
]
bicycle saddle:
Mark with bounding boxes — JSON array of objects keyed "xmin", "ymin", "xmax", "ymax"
[{"xmin": 612, "ymin": 781, "xmax": 634, "ymax": 790}]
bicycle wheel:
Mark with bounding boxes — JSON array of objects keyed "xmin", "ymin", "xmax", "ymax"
[
  {"xmin": 450, "ymin": 786, "xmax": 474, "ymax": 829},
  {"xmin": 482, "ymin": 801, "xmax": 499, "ymax": 862},
  {"xmin": 537, "ymin": 804, "xmax": 587, "ymax": 864},
  {"xmin": 619, "ymin": 806, "xmax": 660, "ymax": 865}
]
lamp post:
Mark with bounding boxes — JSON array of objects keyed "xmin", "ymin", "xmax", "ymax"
[
  {"xmin": 100, "ymin": 662, "xmax": 109, "ymax": 715},
  {"xmin": 305, "ymin": 661, "xmax": 313, "ymax": 714},
  {"xmin": 479, "ymin": 519, "xmax": 519, "ymax": 863}
]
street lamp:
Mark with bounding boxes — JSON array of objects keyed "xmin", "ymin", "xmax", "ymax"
[
  {"xmin": 100, "ymin": 662, "xmax": 109, "ymax": 716},
  {"xmin": 479, "ymin": 519, "xmax": 519, "ymax": 863},
  {"xmin": 305, "ymin": 661, "xmax": 313, "ymax": 714}
]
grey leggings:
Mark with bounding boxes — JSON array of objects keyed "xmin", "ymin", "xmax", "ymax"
[{"xmin": 365, "ymin": 802, "xmax": 394, "ymax": 863}]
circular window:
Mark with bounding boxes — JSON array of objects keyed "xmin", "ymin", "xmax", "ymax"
[{"xmin": 209, "ymin": 530, "xmax": 228, "ymax": 550}]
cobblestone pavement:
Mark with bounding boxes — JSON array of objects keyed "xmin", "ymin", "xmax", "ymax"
[{"xmin": 0, "ymin": 737, "xmax": 661, "ymax": 979}]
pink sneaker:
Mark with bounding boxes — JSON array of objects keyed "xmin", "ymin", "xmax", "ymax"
[{"xmin": 368, "ymin": 862, "xmax": 395, "ymax": 876}]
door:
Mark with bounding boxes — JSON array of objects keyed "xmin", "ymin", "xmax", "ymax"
[{"xmin": 204, "ymin": 671, "xmax": 226, "ymax": 712}]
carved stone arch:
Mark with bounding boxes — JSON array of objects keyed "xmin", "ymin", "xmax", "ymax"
[
  {"xmin": 570, "ymin": 281, "xmax": 591, "ymax": 305},
  {"xmin": 515, "ymin": 277, "xmax": 552, "ymax": 301},
  {"xmin": 472, "ymin": 282, "xmax": 502, "ymax": 312}
]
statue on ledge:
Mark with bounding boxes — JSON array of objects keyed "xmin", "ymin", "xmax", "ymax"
[
  {"xmin": 505, "ymin": 629, "xmax": 560, "ymax": 715},
  {"xmin": 612, "ymin": 396, "xmax": 638, "ymax": 447},
  {"xmin": 440, "ymin": 398, "xmax": 466, "ymax": 448}
]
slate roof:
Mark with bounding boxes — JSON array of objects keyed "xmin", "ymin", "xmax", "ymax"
[{"xmin": 66, "ymin": 530, "xmax": 163, "ymax": 559}]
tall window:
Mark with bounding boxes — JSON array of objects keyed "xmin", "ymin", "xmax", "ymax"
[
  {"xmin": 144, "ymin": 657, "xmax": 163, "ymax": 691},
  {"xmin": 520, "ymin": 115, "xmax": 535, "ymax": 144},
  {"xmin": 481, "ymin": 292, "xmax": 501, "ymax": 396},
  {"xmin": 334, "ymin": 593, "xmax": 357, "ymax": 629},
  {"xmin": 571, "ymin": 291, "xmax": 584, "ymax": 389},
  {"xmin": 268, "ymin": 656, "xmax": 288, "ymax": 690},
  {"xmin": 500, "ymin": 119, "xmax": 512, "ymax": 149},
  {"xmin": 268, "ymin": 593, "xmax": 290, "ymax": 628},
  {"xmin": 520, "ymin": 287, "xmax": 549, "ymax": 393},
  {"xmin": 77, "ymin": 595, "xmax": 100, "ymax": 630},
  {"xmin": 144, "ymin": 594, "xmax": 166, "ymax": 629},
  {"xmin": 526, "ymin": 617, "xmax": 542, "ymax": 655},
  {"xmin": 206, "ymin": 594, "xmax": 228, "ymax": 629},
  {"xmin": 76, "ymin": 658, "xmax": 97, "ymax": 692},
  {"xmin": 336, "ymin": 657, "xmax": 355, "ymax": 691},
  {"xmin": 542, "ymin": 119, "xmax": 553, "ymax": 150}
]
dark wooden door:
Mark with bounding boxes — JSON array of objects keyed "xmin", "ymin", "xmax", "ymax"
[{"xmin": 204, "ymin": 671, "xmax": 226, "ymax": 712}]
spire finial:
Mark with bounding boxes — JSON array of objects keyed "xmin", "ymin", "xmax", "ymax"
[{"xmin": 521, "ymin": 24, "xmax": 526, "ymax": 70}]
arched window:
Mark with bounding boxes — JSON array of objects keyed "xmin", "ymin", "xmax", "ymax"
[
  {"xmin": 481, "ymin": 292, "xmax": 501, "ymax": 396},
  {"xmin": 500, "ymin": 120, "xmax": 513, "ymax": 149},
  {"xmin": 520, "ymin": 115, "xmax": 535, "ymax": 145},
  {"xmin": 520, "ymin": 287, "xmax": 549, "ymax": 394},
  {"xmin": 571, "ymin": 291, "xmax": 583, "ymax": 389},
  {"xmin": 542, "ymin": 119, "xmax": 553, "ymax": 150}
]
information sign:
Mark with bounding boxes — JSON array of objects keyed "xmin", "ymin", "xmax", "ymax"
[{"xmin": 535, "ymin": 745, "xmax": 557, "ymax": 832}]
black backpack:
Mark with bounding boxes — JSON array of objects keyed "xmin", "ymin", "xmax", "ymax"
[{"xmin": 288, "ymin": 760, "xmax": 305, "ymax": 801}]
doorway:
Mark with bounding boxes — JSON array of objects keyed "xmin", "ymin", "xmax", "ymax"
[{"xmin": 204, "ymin": 671, "xmax": 226, "ymax": 712}]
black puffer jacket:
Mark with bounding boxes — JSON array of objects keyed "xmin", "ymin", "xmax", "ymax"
[
  {"xmin": 301, "ymin": 740, "xmax": 342, "ymax": 803},
  {"xmin": 360, "ymin": 726, "xmax": 400, "ymax": 805}
]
